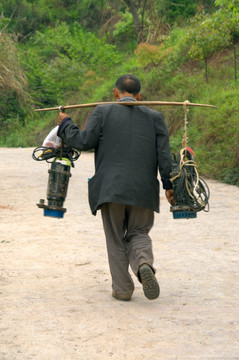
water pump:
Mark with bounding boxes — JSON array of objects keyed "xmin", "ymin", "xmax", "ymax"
[
  {"xmin": 170, "ymin": 147, "xmax": 210, "ymax": 219},
  {"xmin": 37, "ymin": 158, "xmax": 71, "ymax": 218},
  {"xmin": 32, "ymin": 146, "xmax": 80, "ymax": 218}
]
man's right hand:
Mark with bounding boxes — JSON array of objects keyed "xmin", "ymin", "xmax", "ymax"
[{"xmin": 58, "ymin": 112, "xmax": 70, "ymax": 126}]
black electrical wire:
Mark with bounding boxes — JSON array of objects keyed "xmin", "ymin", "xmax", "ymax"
[{"xmin": 32, "ymin": 146, "xmax": 80, "ymax": 167}]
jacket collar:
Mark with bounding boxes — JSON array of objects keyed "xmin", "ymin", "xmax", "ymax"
[{"xmin": 117, "ymin": 96, "xmax": 137, "ymax": 102}]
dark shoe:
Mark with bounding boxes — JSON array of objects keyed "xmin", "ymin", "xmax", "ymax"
[
  {"xmin": 112, "ymin": 291, "xmax": 131, "ymax": 301},
  {"xmin": 139, "ymin": 264, "xmax": 160, "ymax": 300}
]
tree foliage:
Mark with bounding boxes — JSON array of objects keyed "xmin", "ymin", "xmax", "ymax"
[
  {"xmin": 214, "ymin": 0, "xmax": 239, "ymax": 33},
  {"xmin": 186, "ymin": 2, "xmax": 239, "ymax": 82},
  {"xmin": 20, "ymin": 22, "xmax": 122, "ymax": 106},
  {"xmin": 0, "ymin": 0, "xmax": 49, "ymax": 39},
  {"xmin": 0, "ymin": 1, "xmax": 238, "ymax": 142},
  {"xmin": 0, "ymin": 0, "xmax": 110, "ymax": 39}
]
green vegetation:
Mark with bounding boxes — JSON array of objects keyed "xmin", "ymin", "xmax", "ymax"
[{"xmin": 0, "ymin": 0, "xmax": 239, "ymax": 185}]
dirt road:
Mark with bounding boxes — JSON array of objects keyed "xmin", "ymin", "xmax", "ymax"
[{"xmin": 0, "ymin": 148, "xmax": 238, "ymax": 360}]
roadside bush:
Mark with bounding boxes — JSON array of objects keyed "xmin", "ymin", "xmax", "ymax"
[
  {"xmin": 135, "ymin": 42, "xmax": 174, "ymax": 68},
  {"xmin": 0, "ymin": 32, "xmax": 30, "ymax": 125}
]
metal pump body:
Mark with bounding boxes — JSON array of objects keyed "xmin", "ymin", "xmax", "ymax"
[
  {"xmin": 37, "ymin": 159, "xmax": 72, "ymax": 218},
  {"xmin": 170, "ymin": 153, "xmax": 197, "ymax": 219},
  {"xmin": 170, "ymin": 148, "xmax": 210, "ymax": 219}
]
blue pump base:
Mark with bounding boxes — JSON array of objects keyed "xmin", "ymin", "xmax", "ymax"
[
  {"xmin": 172, "ymin": 211, "xmax": 197, "ymax": 219},
  {"xmin": 43, "ymin": 208, "xmax": 64, "ymax": 218},
  {"xmin": 37, "ymin": 200, "xmax": 66, "ymax": 219}
]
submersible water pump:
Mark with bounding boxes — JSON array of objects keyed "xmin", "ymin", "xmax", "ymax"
[
  {"xmin": 37, "ymin": 158, "xmax": 71, "ymax": 218},
  {"xmin": 170, "ymin": 148, "xmax": 210, "ymax": 219},
  {"xmin": 32, "ymin": 145, "xmax": 80, "ymax": 218}
]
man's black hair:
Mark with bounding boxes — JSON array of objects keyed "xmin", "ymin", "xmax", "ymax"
[{"xmin": 115, "ymin": 74, "xmax": 141, "ymax": 95}]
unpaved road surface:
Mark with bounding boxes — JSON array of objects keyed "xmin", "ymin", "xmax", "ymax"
[{"xmin": 0, "ymin": 148, "xmax": 239, "ymax": 360}]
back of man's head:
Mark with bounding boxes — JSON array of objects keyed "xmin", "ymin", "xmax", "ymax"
[{"xmin": 115, "ymin": 74, "xmax": 141, "ymax": 95}]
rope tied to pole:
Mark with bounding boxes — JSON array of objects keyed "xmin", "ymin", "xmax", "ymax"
[{"xmin": 182, "ymin": 100, "xmax": 190, "ymax": 149}]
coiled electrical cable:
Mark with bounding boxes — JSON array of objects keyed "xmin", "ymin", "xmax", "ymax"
[
  {"xmin": 170, "ymin": 148, "xmax": 210, "ymax": 213},
  {"xmin": 32, "ymin": 146, "xmax": 80, "ymax": 167}
]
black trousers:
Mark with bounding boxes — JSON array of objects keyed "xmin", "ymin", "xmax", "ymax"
[{"xmin": 101, "ymin": 202, "xmax": 155, "ymax": 298}]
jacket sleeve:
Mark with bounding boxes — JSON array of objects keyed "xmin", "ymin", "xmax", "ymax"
[
  {"xmin": 154, "ymin": 112, "xmax": 173, "ymax": 190},
  {"xmin": 57, "ymin": 107, "xmax": 103, "ymax": 151}
]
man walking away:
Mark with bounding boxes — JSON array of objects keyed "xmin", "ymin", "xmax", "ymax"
[{"xmin": 57, "ymin": 74, "xmax": 173, "ymax": 301}]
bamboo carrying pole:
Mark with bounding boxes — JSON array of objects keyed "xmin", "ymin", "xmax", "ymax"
[{"xmin": 35, "ymin": 100, "xmax": 216, "ymax": 112}]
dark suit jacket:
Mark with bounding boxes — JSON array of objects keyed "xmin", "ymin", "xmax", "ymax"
[{"xmin": 58, "ymin": 98, "xmax": 172, "ymax": 215}]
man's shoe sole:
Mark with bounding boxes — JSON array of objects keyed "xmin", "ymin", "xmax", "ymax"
[
  {"xmin": 139, "ymin": 264, "xmax": 160, "ymax": 300},
  {"xmin": 112, "ymin": 292, "xmax": 131, "ymax": 301}
]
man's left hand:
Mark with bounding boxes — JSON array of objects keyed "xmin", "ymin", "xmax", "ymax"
[
  {"xmin": 58, "ymin": 112, "xmax": 70, "ymax": 126},
  {"xmin": 165, "ymin": 189, "xmax": 174, "ymax": 205}
]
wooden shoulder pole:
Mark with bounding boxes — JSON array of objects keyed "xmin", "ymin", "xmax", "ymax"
[{"xmin": 35, "ymin": 100, "xmax": 216, "ymax": 112}]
